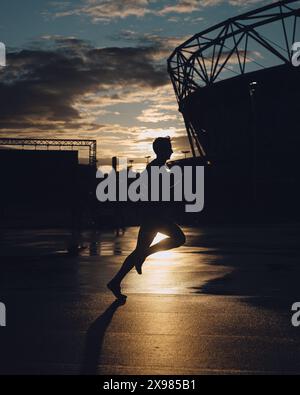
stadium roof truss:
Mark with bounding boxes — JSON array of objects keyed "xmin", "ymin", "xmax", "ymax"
[
  {"xmin": 0, "ymin": 138, "xmax": 97, "ymax": 167},
  {"xmin": 168, "ymin": 0, "xmax": 300, "ymax": 101},
  {"xmin": 167, "ymin": 0, "xmax": 300, "ymax": 157}
]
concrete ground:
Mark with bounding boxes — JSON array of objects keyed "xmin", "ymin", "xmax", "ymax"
[{"xmin": 0, "ymin": 225, "xmax": 300, "ymax": 375}]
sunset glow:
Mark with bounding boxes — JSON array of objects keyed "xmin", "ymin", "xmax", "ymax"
[{"xmin": 0, "ymin": 0, "xmax": 271, "ymax": 167}]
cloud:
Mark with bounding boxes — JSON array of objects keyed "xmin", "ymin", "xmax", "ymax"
[
  {"xmin": 53, "ymin": 0, "xmax": 269, "ymax": 22},
  {"xmin": 137, "ymin": 107, "xmax": 178, "ymax": 123},
  {"xmin": 0, "ymin": 29, "xmax": 266, "ymax": 161},
  {"xmin": 110, "ymin": 30, "xmax": 191, "ymax": 61},
  {"xmin": 0, "ymin": 36, "xmax": 169, "ymax": 133},
  {"xmin": 55, "ymin": 0, "xmax": 153, "ymax": 22},
  {"xmin": 0, "ymin": 36, "xmax": 190, "ymax": 161},
  {"xmin": 157, "ymin": 0, "xmax": 202, "ymax": 16}
]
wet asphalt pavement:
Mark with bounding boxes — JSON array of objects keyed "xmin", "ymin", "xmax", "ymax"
[{"xmin": 0, "ymin": 225, "xmax": 300, "ymax": 374}]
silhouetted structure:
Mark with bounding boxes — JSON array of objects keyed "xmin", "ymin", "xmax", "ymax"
[
  {"xmin": 0, "ymin": 138, "xmax": 97, "ymax": 166},
  {"xmin": 0, "ymin": 139, "xmax": 96, "ymax": 228},
  {"xmin": 168, "ymin": 0, "xmax": 300, "ymax": 219}
]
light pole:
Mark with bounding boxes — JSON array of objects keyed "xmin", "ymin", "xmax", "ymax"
[
  {"xmin": 182, "ymin": 150, "xmax": 190, "ymax": 160},
  {"xmin": 145, "ymin": 156, "xmax": 151, "ymax": 164},
  {"xmin": 129, "ymin": 159, "xmax": 134, "ymax": 169},
  {"xmin": 249, "ymin": 81, "xmax": 258, "ymax": 205}
]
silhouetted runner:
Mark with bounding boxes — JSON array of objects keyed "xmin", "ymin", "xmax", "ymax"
[{"xmin": 107, "ymin": 137, "xmax": 186, "ymax": 299}]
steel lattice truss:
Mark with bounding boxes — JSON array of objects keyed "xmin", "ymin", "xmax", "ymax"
[
  {"xmin": 0, "ymin": 138, "xmax": 97, "ymax": 167},
  {"xmin": 168, "ymin": 0, "xmax": 300, "ymax": 104}
]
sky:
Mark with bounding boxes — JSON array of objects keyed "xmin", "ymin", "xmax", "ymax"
[{"xmin": 0, "ymin": 0, "xmax": 285, "ymax": 168}]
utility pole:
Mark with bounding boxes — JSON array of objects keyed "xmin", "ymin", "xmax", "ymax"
[
  {"xmin": 129, "ymin": 159, "xmax": 134, "ymax": 169},
  {"xmin": 145, "ymin": 156, "xmax": 151, "ymax": 164},
  {"xmin": 181, "ymin": 150, "xmax": 190, "ymax": 160},
  {"xmin": 249, "ymin": 81, "xmax": 258, "ymax": 205}
]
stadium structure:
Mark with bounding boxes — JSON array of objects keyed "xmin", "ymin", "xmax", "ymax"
[
  {"xmin": 0, "ymin": 138, "xmax": 97, "ymax": 227},
  {"xmin": 168, "ymin": 0, "xmax": 300, "ymax": 219},
  {"xmin": 0, "ymin": 138, "xmax": 97, "ymax": 167}
]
